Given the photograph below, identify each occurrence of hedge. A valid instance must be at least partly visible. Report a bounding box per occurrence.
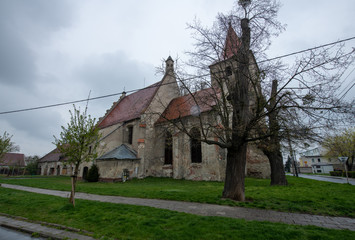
[330,171,355,178]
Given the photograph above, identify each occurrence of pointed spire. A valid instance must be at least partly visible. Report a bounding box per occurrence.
[165,56,174,74]
[222,22,241,59]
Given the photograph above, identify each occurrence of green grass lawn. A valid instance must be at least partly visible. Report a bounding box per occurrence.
[1,175,354,217]
[0,187,354,240]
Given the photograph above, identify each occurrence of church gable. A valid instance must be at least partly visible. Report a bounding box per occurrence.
[97,81,162,129]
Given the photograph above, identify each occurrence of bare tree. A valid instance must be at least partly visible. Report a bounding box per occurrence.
[157,0,354,201]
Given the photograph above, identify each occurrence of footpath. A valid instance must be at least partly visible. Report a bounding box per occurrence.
[1,183,355,239]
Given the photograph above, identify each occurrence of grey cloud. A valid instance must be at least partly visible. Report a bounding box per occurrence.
[0,30,36,87]
[76,51,159,98]
[2,108,64,141]
[0,0,74,88]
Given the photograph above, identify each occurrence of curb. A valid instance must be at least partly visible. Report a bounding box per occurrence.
[0,214,96,240]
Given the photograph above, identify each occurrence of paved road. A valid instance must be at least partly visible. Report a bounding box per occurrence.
[290,174,355,185]
[1,183,355,232]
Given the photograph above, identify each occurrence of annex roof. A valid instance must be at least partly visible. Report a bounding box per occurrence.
[0,153,25,167]
[98,81,162,129]
[38,148,66,163]
[97,144,138,160]
[156,88,218,123]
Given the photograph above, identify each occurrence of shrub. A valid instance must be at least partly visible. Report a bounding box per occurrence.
[343,171,355,178]
[86,164,100,182]
[330,171,342,176]
[26,160,39,175]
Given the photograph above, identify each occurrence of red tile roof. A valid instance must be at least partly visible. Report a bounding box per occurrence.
[222,23,241,59]
[156,88,218,123]
[0,153,25,167]
[98,81,162,128]
[38,148,66,163]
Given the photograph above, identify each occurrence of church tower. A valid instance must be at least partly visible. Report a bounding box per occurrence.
[209,23,241,92]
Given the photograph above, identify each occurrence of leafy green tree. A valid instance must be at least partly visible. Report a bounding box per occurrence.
[0,131,19,161]
[54,105,100,206]
[324,128,355,171]
[25,155,40,175]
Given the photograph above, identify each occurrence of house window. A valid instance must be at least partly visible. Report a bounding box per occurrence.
[190,128,202,163]
[312,159,315,163]
[318,158,321,163]
[128,126,133,144]
[164,131,173,165]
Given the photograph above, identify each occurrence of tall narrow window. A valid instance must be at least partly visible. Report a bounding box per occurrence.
[128,126,133,144]
[164,131,173,165]
[225,66,232,76]
[190,128,202,163]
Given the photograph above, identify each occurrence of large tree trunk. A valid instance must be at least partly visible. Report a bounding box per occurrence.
[262,80,288,185]
[264,149,288,185]
[222,18,251,202]
[223,144,247,201]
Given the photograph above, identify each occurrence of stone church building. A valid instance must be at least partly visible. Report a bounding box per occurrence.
[38,25,270,181]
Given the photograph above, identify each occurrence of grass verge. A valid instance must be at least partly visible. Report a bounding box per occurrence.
[0,187,354,240]
[1,175,354,217]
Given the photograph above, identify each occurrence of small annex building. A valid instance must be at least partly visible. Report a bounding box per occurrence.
[39,25,271,181]
[0,153,25,175]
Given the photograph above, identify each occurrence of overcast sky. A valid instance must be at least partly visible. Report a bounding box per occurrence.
[0,0,354,157]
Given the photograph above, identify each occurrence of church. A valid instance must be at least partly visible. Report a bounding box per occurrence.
[38,25,270,181]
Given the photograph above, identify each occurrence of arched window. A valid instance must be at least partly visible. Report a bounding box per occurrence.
[164,131,173,165]
[190,128,202,163]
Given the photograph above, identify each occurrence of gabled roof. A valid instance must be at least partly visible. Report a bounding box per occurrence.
[0,153,25,167]
[38,148,66,163]
[97,144,138,160]
[156,88,218,123]
[98,81,162,128]
[222,23,241,60]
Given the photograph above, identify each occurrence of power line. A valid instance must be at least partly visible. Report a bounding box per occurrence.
[338,66,355,96]
[339,81,355,101]
[259,36,355,63]
[1,36,354,115]
[0,76,201,115]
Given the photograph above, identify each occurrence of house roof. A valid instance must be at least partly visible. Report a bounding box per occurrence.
[97,81,162,129]
[38,148,66,163]
[0,153,25,167]
[97,144,138,160]
[222,23,241,60]
[156,88,218,123]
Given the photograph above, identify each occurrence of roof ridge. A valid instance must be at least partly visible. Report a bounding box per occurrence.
[97,80,163,129]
